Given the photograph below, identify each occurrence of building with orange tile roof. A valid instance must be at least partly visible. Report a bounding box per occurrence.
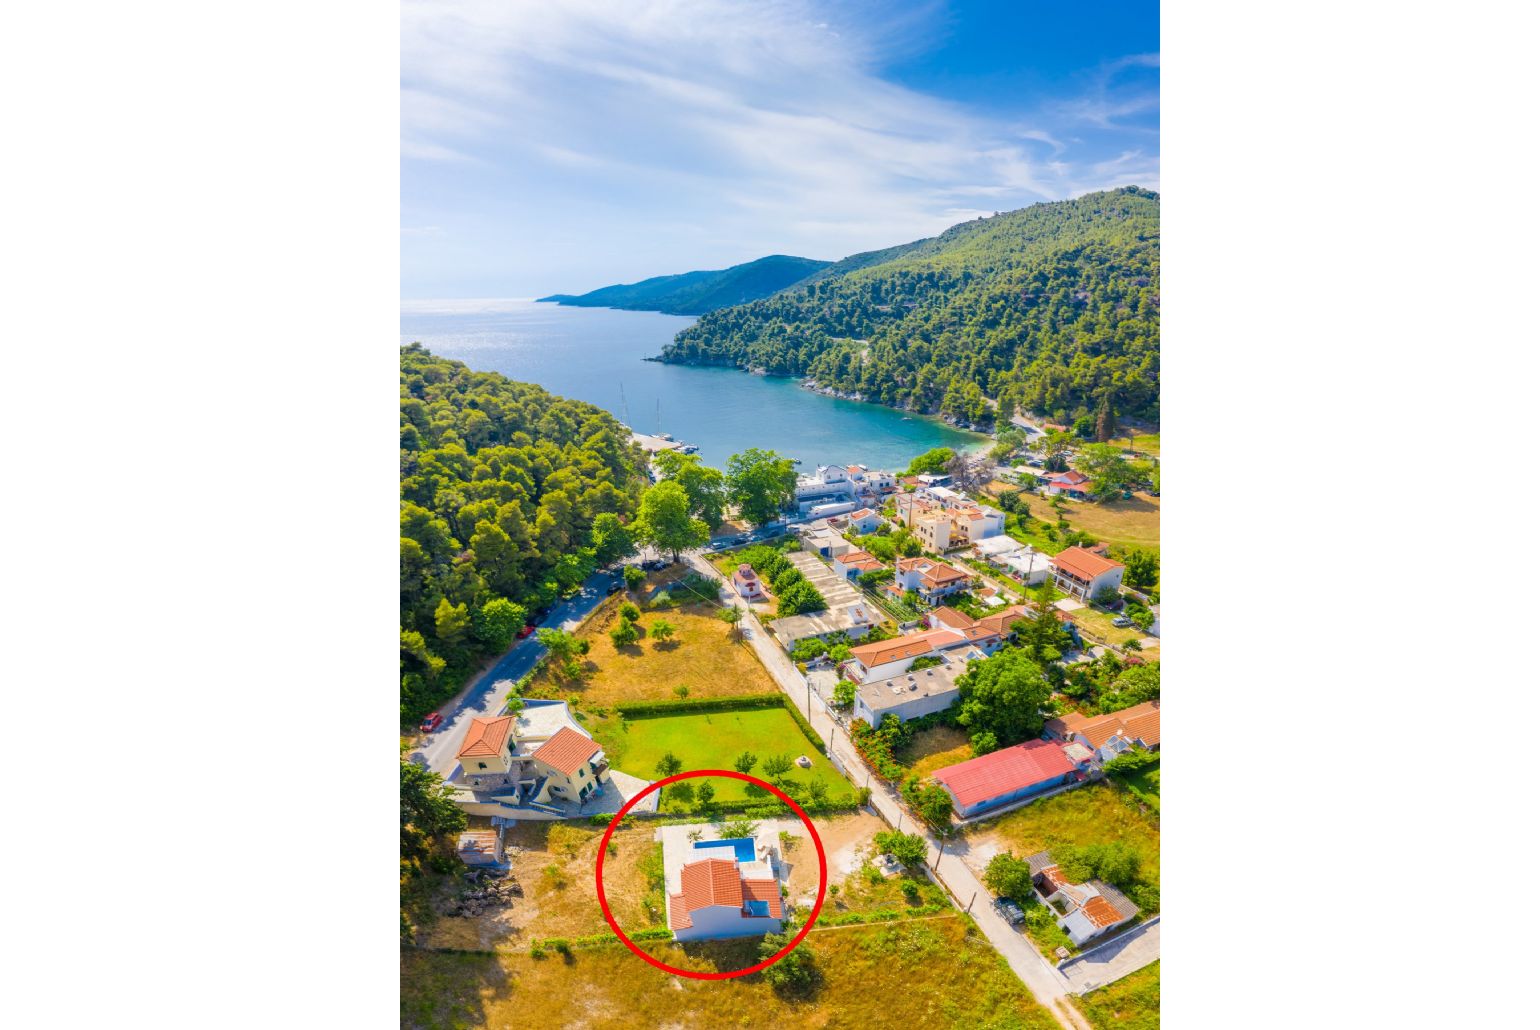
[1045,700,1160,761]
[664,830,784,941]
[1049,546,1125,600]
[1025,851,1140,945]
[450,700,613,815]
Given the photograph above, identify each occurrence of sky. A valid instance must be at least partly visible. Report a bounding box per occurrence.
[401,0,1159,299]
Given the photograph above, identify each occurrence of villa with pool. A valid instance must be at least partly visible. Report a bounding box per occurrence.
[659,825,785,942]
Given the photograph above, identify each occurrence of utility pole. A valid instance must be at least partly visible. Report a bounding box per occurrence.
[897,810,903,832]
[932,837,943,871]
[966,891,976,914]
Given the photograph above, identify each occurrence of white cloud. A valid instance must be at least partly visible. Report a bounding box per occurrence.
[401,0,1158,290]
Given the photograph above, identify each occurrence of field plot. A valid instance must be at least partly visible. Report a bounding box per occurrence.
[524,592,779,707]
[415,822,661,951]
[1075,960,1160,1030]
[591,707,853,805]
[895,725,972,780]
[402,916,1060,1030]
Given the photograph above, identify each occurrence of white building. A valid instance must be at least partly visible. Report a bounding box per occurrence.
[1049,547,1125,601]
[846,507,883,534]
[449,700,619,820]
[1027,851,1140,946]
[665,830,784,942]
[851,652,975,727]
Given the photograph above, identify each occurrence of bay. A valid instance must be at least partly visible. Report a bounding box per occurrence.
[400,298,985,471]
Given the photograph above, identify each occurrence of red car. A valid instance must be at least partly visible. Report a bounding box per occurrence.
[517,624,536,640]
[419,712,444,733]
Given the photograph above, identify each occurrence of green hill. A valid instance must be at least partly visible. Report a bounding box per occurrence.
[539,254,830,315]
[659,187,1159,426]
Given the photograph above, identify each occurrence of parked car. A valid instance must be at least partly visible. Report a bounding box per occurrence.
[606,580,622,594]
[419,712,444,733]
[992,897,1025,926]
[517,624,536,640]
[1111,615,1133,628]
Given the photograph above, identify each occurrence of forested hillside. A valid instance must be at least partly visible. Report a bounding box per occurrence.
[539,254,829,315]
[659,188,1159,426]
[399,344,649,720]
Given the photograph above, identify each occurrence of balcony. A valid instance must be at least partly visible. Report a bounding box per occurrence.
[590,756,610,776]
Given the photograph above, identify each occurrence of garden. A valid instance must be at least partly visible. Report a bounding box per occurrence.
[587,701,856,809]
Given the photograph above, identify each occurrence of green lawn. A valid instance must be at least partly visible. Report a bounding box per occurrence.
[593,707,853,804]
[1075,961,1160,1030]
[1111,761,1160,813]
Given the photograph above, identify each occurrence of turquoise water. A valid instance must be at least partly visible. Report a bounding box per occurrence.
[695,837,757,862]
[400,299,984,471]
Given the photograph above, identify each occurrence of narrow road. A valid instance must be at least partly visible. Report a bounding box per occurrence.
[686,552,1092,1030]
[414,569,617,778]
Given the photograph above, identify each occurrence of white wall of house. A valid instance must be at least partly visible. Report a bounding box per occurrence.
[855,686,960,727]
[672,905,782,942]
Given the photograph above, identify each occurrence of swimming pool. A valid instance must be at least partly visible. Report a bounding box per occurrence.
[695,837,756,863]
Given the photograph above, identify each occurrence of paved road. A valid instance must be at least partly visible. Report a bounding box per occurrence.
[415,570,619,777]
[1057,916,1160,995]
[685,553,1092,1030]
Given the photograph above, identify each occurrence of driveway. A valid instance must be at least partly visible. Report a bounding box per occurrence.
[413,570,618,778]
[1057,917,1161,995]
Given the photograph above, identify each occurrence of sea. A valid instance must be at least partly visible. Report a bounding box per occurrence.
[400,298,985,471]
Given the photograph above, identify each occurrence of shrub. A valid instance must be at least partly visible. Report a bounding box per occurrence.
[541,865,567,890]
[609,619,641,647]
[832,681,856,708]
[618,601,641,622]
[970,730,998,756]
[672,683,689,699]
[900,879,921,901]
[623,565,646,591]
[758,931,817,994]
[874,830,928,866]
[650,620,676,643]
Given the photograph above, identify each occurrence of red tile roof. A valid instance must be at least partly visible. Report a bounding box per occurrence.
[837,550,885,572]
[1046,701,1159,750]
[930,606,975,630]
[1081,895,1128,928]
[849,508,877,520]
[931,740,1076,809]
[849,629,953,668]
[456,715,513,759]
[896,556,971,588]
[1050,546,1124,581]
[529,725,601,776]
[973,605,1031,636]
[668,857,747,929]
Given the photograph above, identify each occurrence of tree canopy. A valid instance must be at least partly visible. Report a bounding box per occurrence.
[660,189,1159,426]
[726,447,797,525]
[956,648,1054,746]
[399,345,647,722]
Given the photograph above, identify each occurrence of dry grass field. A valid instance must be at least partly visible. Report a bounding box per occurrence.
[402,913,1060,1030]
[895,725,974,780]
[523,590,780,707]
[1075,960,1160,1029]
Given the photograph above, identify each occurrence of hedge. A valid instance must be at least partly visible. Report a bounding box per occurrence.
[613,693,784,719]
[814,903,950,928]
[781,695,826,756]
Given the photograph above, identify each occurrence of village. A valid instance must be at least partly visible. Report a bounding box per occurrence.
[405,421,1161,1030]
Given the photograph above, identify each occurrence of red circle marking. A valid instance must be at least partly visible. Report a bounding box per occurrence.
[593,769,828,979]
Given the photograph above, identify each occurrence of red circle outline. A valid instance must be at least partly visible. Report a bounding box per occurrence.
[593,769,827,979]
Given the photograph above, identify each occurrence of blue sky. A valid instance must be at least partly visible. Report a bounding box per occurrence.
[402,0,1158,299]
